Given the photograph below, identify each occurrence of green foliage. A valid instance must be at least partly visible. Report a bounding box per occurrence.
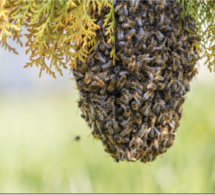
[1,0,215,77]
[178,0,215,72]
[0,0,114,78]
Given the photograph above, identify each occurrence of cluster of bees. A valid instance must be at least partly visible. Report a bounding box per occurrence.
[73,0,200,163]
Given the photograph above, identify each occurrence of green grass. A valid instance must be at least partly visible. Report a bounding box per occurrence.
[0,83,215,193]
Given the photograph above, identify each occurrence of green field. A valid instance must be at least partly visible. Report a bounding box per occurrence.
[0,81,215,193]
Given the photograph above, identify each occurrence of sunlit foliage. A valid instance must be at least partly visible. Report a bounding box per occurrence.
[0,0,115,78]
[178,0,215,72]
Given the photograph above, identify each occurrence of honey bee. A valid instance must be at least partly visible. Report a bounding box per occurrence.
[117,28,124,40]
[149,114,156,129]
[116,75,127,90]
[119,41,126,47]
[155,30,165,41]
[108,75,117,92]
[137,54,150,61]
[124,150,137,162]
[125,28,136,40]
[137,27,147,41]
[141,8,147,19]
[120,124,133,137]
[143,22,150,32]
[98,41,106,51]
[122,18,135,29]
[136,123,148,139]
[92,128,103,140]
[128,55,136,71]
[139,102,151,116]
[153,96,166,114]
[94,52,106,64]
[129,136,143,150]
[106,120,114,135]
[96,120,103,132]
[115,135,130,143]
[124,41,132,56]
[84,71,94,84]
[95,104,107,117]
[148,9,155,24]
[123,105,131,119]
[165,139,174,148]
[143,91,154,101]
[129,0,140,13]
[101,60,113,71]
[171,78,178,92]
[134,113,142,125]
[105,101,115,113]
[131,101,139,111]
[132,90,143,107]
[136,15,143,27]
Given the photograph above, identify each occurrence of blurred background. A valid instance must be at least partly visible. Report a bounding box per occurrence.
[0,35,215,193]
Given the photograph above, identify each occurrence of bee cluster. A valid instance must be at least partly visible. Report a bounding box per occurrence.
[73,0,200,163]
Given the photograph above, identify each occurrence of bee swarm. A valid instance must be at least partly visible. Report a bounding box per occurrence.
[73,0,200,163]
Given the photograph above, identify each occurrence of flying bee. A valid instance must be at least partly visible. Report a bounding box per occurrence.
[84,71,94,84]
[125,28,136,40]
[94,52,106,64]
[116,75,127,90]
[120,124,133,136]
[108,75,117,92]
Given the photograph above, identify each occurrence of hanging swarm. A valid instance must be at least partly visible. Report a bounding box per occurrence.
[73,0,200,163]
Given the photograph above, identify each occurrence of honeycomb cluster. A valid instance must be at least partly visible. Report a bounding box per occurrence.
[73,0,200,163]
